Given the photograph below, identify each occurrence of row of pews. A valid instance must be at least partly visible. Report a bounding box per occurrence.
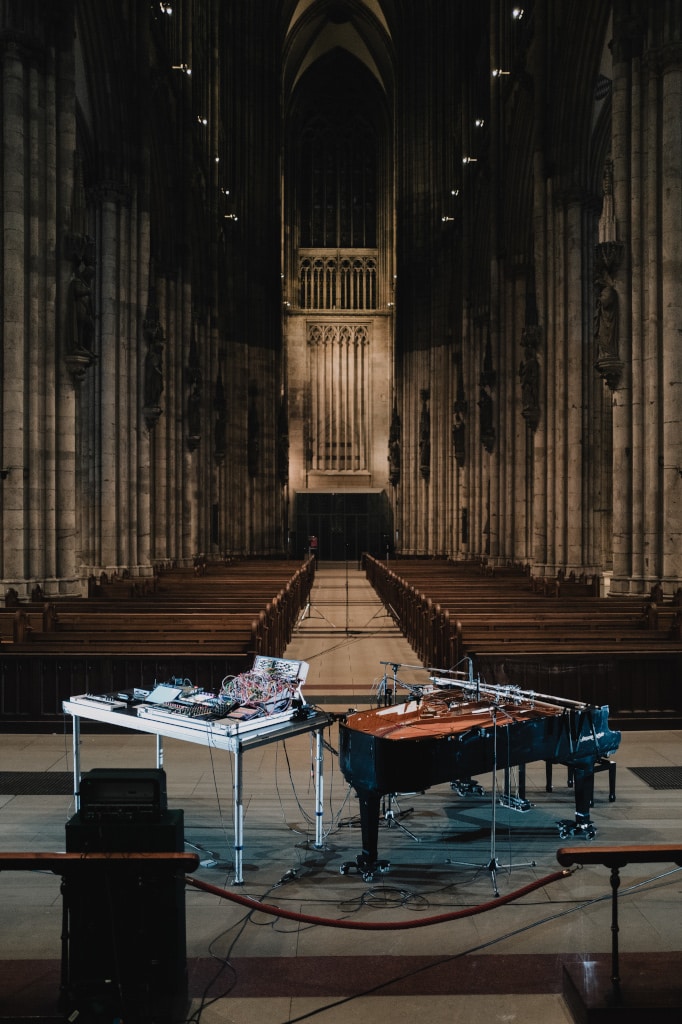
[363,555,682,727]
[0,559,315,728]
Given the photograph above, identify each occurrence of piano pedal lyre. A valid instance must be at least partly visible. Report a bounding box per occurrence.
[340,854,391,882]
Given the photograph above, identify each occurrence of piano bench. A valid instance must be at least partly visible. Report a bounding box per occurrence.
[544,756,616,805]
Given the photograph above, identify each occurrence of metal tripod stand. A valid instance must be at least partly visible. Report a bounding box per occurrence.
[379,792,419,841]
[451,702,535,896]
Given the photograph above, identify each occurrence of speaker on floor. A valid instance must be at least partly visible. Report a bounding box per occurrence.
[63,782,188,1023]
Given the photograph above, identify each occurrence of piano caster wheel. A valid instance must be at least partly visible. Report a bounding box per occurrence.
[556,819,597,841]
[340,856,391,881]
[451,778,485,798]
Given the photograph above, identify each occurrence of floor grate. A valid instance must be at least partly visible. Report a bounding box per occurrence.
[0,772,73,796]
[628,766,682,790]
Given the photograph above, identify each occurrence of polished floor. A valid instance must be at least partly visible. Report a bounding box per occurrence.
[1,563,681,1023]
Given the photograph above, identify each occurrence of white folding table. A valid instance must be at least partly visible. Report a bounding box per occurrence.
[63,697,333,884]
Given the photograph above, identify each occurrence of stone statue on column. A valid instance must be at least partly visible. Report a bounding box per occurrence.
[419,389,430,480]
[187,381,202,448]
[143,300,164,429]
[452,352,467,467]
[594,157,625,390]
[277,395,289,486]
[478,385,495,454]
[213,373,227,463]
[479,334,496,454]
[519,324,541,430]
[186,323,202,451]
[247,381,260,478]
[64,236,97,383]
[388,401,401,485]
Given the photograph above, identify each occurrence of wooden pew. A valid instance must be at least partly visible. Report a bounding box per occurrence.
[363,554,682,668]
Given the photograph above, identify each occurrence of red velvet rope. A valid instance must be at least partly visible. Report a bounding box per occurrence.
[185,868,571,930]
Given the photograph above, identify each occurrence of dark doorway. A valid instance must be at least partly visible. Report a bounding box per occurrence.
[294,491,392,563]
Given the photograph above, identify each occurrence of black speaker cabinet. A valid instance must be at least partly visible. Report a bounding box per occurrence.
[63,808,187,1023]
[78,766,168,822]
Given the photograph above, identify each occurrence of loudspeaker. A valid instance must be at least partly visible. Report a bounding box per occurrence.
[78,767,168,822]
[63,808,187,1023]
[65,809,183,854]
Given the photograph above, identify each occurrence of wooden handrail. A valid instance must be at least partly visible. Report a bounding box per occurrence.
[557,843,682,990]
[0,851,200,872]
[557,843,682,868]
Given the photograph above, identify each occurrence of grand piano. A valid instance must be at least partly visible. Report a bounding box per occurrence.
[338,671,621,881]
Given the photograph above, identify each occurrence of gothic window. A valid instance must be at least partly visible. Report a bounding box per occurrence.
[300,120,376,249]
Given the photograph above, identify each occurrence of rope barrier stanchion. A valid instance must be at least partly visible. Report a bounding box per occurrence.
[184,868,572,930]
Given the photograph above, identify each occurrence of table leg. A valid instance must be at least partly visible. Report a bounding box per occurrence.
[71,715,81,811]
[314,728,324,849]
[233,744,244,885]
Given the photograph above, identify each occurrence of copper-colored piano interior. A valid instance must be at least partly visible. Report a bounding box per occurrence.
[345,685,565,741]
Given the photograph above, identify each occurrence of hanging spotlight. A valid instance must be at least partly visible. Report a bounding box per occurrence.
[441,216,454,222]
[475,118,485,128]
[159,2,173,14]
[172,63,192,75]
[462,156,478,164]
[491,68,510,77]
[451,188,460,196]
[224,213,238,221]
[512,7,524,20]
[197,115,208,125]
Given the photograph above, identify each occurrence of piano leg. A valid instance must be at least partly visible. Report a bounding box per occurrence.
[340,788,391,881]
[556,763,597,840]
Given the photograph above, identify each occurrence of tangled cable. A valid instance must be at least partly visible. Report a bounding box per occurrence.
[185,868,572,930]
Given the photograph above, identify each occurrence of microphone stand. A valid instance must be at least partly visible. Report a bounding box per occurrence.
[450,701,535,896]
[375,661,419,842]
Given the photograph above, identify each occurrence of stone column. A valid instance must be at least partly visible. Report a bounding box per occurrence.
[530,0,549,571]
[660,39,682,584]
[54,7,81,593]
[96,182,131,574]
[565,196,585,570]
[1,41,27,587]
[609,5,636,591]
